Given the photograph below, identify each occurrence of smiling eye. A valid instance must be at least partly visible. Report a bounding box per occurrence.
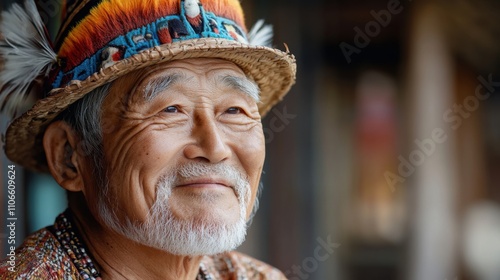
[164,106,179,113]
[226,107,241,114]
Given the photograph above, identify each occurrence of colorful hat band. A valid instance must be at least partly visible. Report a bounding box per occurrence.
[50,2,247,91]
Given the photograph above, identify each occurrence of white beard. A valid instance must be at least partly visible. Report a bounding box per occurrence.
[97,162,251,256]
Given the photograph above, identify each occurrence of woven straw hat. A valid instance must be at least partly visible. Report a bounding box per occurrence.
[0,0,296,172]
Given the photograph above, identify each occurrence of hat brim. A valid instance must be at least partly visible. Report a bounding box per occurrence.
[4,38,296,172]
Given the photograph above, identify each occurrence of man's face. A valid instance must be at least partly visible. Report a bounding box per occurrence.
[85,58,265,255]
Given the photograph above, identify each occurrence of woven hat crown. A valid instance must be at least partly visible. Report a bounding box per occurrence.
[48,0,249,92]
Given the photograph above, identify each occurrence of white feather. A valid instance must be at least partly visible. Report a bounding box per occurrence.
[248,19,273,47]
[0,0,57,115]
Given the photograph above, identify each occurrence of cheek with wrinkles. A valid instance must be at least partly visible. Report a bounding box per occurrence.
[233,128,265,163]
[106,169,143,217]
[232,131,264,211]
[104,121,161,165]
[104,164,160,223]
[103,123,178,221]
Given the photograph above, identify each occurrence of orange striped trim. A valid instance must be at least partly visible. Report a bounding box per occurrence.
[59,0,245,69]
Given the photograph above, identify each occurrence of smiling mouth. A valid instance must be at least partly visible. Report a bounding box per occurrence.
[176,177,232,189]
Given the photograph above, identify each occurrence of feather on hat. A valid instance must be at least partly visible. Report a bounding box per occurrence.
[0,0,57,115]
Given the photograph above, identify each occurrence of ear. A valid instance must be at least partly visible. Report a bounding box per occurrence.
[43,121,86,192]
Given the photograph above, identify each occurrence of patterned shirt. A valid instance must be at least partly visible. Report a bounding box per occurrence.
[0,210,286,279]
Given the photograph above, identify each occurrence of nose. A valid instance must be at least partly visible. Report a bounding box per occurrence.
[183,113,231,163]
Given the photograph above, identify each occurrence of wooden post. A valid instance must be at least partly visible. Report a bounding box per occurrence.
[406,2,458,280]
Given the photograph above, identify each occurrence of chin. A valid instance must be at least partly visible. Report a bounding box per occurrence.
[98,197,248,256]
[144,211,249,256]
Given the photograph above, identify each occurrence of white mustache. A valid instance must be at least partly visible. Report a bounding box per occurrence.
[157,162,251,206]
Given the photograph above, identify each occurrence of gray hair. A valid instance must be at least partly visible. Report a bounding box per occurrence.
[59,84,110,180]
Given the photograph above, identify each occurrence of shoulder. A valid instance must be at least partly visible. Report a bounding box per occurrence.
[203,251,287,280]
[0,228,80,280]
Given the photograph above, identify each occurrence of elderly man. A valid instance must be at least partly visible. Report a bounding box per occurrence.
[0,0,295,279]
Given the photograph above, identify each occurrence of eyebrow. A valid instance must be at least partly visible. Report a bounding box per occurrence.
[140,73,260,102]
[142,74,184,102]
[221,75,260,102]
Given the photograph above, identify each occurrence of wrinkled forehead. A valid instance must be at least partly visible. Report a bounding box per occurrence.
[107,58,258,107]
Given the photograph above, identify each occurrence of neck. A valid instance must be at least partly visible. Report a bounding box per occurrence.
[69,202,203,280]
